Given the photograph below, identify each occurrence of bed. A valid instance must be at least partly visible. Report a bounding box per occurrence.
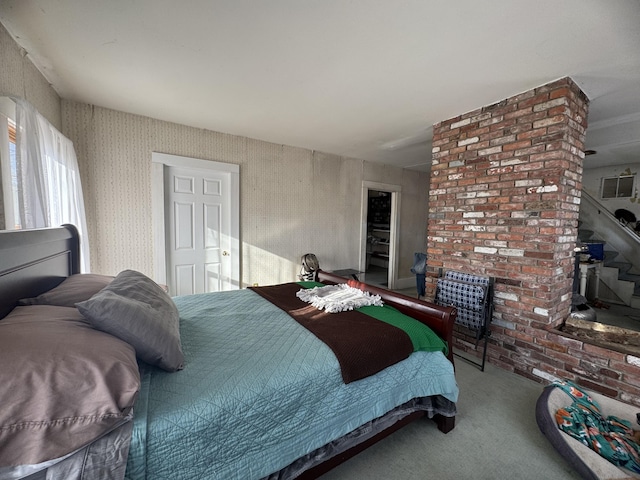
[0,225,459,480]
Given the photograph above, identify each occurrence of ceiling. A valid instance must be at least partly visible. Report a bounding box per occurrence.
[1,0,639,172]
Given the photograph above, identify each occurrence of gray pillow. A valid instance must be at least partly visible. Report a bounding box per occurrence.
[76,269,184,372]
[18,273,114,306]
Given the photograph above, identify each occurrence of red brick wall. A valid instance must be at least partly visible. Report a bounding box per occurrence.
[426,77,640,404]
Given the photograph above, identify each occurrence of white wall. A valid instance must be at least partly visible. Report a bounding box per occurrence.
[582,163,640,218]
[0,24,61,129]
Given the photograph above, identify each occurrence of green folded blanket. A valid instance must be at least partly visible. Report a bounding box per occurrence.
[297,281,447,355]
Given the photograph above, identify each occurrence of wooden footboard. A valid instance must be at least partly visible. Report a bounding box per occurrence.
[316,270,457,364]
[308,269,458,476]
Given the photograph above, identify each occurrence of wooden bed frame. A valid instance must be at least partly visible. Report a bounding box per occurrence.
[298,270,458,478]
[0,226,457,480]
[0,225,79,319]
[316,270,456,365]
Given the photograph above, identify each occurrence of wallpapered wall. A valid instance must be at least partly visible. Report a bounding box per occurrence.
[0,23,62,230]
[1,20,430,287]
[61,101,431,287]
[0,24,61,130]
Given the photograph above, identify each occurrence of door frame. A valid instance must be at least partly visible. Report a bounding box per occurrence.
[151,152,240,288]
[359,181,401,289]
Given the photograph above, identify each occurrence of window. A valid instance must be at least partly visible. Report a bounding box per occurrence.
[7,119,21,229]
[0,97,90,271]
[1,114,23,229]
[601,175,636,199]
[0,99,19,230]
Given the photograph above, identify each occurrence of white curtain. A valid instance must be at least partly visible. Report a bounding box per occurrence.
[13,98,91,272]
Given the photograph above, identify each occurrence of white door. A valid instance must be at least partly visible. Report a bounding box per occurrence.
[152,153,240,296]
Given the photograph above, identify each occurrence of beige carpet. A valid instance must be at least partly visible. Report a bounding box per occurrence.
[320,353,582,479]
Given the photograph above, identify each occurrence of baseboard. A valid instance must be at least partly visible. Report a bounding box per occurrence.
[394,276,417,290]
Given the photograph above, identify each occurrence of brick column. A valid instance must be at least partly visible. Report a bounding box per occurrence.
[427,77,588,348]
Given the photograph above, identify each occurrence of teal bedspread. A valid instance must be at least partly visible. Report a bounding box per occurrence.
[125,289,458,480]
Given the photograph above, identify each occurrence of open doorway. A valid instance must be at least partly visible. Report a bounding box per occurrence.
[360,182,400,289]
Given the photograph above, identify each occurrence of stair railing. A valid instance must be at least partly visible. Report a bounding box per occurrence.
[580,190,640,274]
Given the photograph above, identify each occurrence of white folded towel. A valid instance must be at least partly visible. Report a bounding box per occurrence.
[296,284,383,313]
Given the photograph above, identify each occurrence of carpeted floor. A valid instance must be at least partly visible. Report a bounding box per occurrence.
[319,355,582,479]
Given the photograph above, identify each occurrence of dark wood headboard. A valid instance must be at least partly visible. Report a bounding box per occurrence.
[0,225,80,319]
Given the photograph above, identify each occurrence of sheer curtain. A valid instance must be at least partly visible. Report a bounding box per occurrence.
[12,98,91,272]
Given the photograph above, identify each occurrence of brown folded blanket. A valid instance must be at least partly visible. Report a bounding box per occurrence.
[249,283,413,383]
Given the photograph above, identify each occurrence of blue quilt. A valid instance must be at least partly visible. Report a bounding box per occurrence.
[125,289,458,480]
